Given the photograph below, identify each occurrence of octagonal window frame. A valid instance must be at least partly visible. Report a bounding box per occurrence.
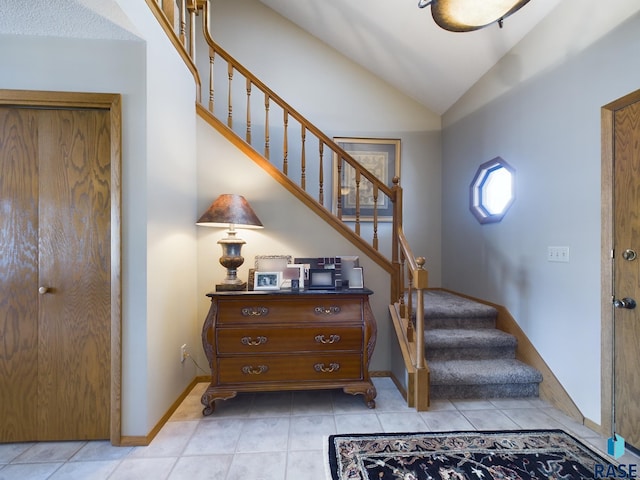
[469,157,515,224]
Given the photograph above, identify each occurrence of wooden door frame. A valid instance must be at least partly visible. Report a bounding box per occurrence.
[600,88,640,438]
[0,89,122,445]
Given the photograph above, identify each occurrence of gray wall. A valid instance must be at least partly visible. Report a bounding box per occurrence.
[441,7,640,423]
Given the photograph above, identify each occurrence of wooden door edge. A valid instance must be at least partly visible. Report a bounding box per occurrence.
[600,89,640,439]
[600,103,615,439]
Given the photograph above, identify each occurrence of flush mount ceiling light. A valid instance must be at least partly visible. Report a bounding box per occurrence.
[418,0,531,32]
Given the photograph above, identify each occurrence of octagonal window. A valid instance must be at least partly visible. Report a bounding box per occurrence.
[470,157,515,224]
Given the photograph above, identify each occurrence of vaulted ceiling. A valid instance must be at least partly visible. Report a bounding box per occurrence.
[0,0,581,115]
[259,0,563,114]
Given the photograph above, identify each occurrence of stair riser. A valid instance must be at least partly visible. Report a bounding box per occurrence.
[430,383,539,399]
[426,318,496,329]
[427,346,515,361]
[423,291,542,401]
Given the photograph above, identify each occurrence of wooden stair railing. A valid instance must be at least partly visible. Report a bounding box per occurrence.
[145,0,403,301]
[389,228,430,410]
[147,0,430,410]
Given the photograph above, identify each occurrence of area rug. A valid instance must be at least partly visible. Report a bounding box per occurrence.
[326,429,615,480]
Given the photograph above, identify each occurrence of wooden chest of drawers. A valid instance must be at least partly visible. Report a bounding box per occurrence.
[200,289,377,415]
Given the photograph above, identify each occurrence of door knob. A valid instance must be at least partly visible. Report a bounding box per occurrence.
[613,297,636,309]
[38,286,50,295]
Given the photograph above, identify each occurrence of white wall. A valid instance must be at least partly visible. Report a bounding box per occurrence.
[114,0,199,435]
[1,0,200,436]
[199,0,443,287]
[196,117,393,371]
[441,4,640,424]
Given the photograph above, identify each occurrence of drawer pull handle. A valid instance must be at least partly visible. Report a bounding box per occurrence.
[241,336,268,346]
[314,306,341,315]
[314,362,340,373]
[241,365,269,375]
[315,334,341,344]
[241,307,269,316]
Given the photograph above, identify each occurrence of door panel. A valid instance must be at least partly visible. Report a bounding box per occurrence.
[0,106,111,441]
[0,108,40,441]
[37,109,111,440]
[613,98,640,449]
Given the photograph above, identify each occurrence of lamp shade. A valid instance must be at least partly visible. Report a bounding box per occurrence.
[196,194,263,229]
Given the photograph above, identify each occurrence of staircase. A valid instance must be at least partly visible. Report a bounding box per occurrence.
[423,290,542,399]
[146,0,402,300]
[147,0,544,407]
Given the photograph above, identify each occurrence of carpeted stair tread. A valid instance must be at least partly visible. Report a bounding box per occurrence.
[425,328,516,349]
[416,290,498,329]
[423,290,497,319]
[429,359,543,386]
[425,328,517,360]
[416,289,543,399]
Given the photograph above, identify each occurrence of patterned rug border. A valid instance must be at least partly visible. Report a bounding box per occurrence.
[325,429,616,480]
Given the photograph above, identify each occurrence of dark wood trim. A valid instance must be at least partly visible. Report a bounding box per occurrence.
[109,94,123,445]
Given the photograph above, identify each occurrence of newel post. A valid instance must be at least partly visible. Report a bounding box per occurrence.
[413,255,429,411]
[391,177,402,303]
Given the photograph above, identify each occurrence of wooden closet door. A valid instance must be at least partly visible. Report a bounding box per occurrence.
[0,107,111,441]
[0,108,40,441]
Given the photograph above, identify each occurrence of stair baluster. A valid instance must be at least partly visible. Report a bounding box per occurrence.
[145,0,402,303]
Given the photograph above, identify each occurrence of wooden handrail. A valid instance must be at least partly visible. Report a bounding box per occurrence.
[144,0,201,102]
[198,3,393,199]
[147,0,429,410]
[197,103,396,279]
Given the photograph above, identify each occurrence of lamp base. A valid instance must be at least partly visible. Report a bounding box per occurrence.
[216,282,247,292]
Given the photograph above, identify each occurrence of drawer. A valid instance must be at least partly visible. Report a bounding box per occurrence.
[216,326,363,354]
[216,297,363,325]
[217,354,362,384]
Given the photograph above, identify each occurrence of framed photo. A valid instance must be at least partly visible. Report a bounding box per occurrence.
[247,268,256,291]
[255,255,292,272]
[254,271,281,290]
[349,267,364,289]
[283,264,306,289]
[308,269,336,290]
[332,137,401,221]
[339,255,359,288]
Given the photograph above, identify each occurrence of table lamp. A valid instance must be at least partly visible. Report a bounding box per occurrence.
[197,194,263,291]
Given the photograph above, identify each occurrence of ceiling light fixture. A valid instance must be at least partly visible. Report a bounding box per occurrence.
[418,0,531,32]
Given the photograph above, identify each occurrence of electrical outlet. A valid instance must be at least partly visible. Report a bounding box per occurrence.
[548,246,570,263]
[180,344,187,363]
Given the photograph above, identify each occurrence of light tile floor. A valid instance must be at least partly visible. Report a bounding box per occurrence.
[0,377,637,480]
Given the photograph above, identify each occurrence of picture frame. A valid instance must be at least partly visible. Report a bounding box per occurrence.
[283,264,306,289]
[247,268,256,291]
[349,267,364,289]
[254,255,292,272]
[332,137,401,221]
[339,255,360,288]
[254,271,281,290]
[308,269,336,290]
